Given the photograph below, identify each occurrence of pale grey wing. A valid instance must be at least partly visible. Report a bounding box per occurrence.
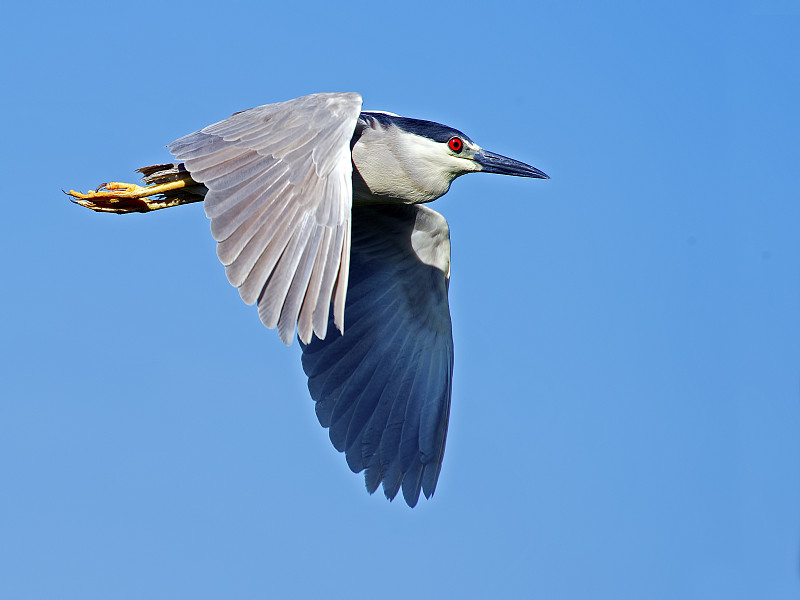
[300,204,453,507]
[168,92,363,344]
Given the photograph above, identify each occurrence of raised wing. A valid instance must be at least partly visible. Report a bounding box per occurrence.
[169,92,363,344]
[300,204,453,507]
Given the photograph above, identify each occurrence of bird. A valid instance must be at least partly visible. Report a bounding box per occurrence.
[66,92,548,507]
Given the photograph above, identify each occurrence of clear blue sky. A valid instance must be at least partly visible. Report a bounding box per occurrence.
[2,1,798,598]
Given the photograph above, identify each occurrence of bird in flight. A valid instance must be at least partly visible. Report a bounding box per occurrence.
[66,92,548,507]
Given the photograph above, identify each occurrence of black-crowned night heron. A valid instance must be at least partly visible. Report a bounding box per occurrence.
[67,92,548,507]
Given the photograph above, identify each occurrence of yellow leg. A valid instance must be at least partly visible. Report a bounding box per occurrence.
[65,179,197,213]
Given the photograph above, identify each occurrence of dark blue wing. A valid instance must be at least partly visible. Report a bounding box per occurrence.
[300,204,453,507]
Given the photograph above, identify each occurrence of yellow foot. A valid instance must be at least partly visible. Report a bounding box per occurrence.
[65,179,195,213]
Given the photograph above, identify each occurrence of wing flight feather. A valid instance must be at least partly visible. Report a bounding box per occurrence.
[169,92,363,344]
[300,204,453,507]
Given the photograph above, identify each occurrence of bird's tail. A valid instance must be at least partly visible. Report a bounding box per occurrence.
[65,162,206,214]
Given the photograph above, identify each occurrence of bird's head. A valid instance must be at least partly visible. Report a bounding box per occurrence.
[352,112,548,204]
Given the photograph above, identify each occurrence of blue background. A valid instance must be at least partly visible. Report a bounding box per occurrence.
[2,1,798,598]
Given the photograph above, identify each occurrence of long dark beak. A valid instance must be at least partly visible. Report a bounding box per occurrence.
[475,149,549,179]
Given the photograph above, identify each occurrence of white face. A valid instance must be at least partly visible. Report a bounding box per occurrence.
[351,123,482,204]
[400,132,483,177]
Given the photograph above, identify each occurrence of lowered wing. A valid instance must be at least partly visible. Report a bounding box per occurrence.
[300,204,453,507]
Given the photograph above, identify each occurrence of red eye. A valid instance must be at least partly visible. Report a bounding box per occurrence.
[448,137,463,153]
